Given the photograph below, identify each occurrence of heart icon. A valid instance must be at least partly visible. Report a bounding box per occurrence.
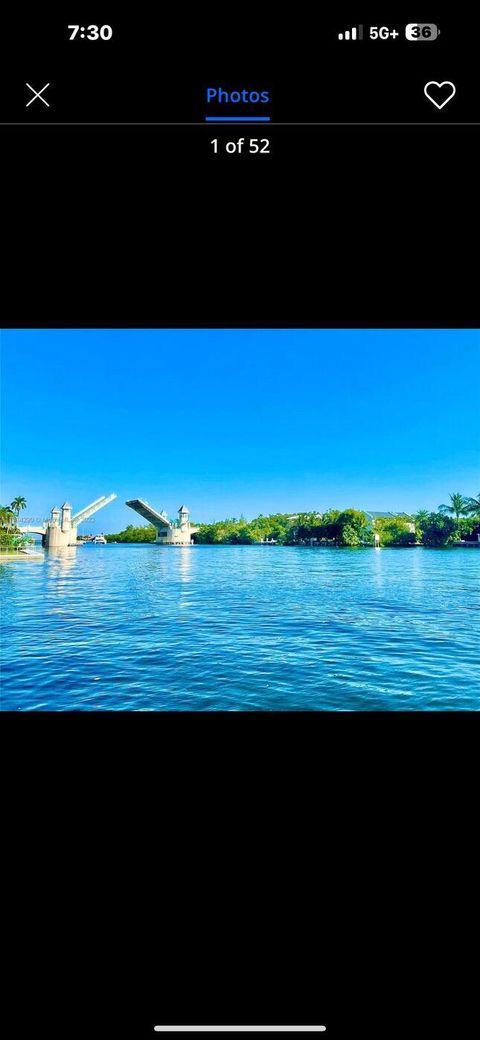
[424,81,456,110]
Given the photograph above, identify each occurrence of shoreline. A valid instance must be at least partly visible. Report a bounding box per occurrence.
[0,552,45,562]
[92,541,480,550]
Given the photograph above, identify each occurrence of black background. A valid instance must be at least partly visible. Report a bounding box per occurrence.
[2,8,479,1039]
[1,8,478,326]
[5,713,478,1038]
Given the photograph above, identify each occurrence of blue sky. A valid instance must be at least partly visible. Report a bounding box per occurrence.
[1,329,479,532]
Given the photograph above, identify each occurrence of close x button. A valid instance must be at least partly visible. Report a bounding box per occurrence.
[25,82,50,107]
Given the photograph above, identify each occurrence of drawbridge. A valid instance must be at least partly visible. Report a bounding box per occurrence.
[19,494,117,547]
[126,499,198,544]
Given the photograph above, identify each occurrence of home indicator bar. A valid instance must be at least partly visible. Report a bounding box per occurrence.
[153,1029,327,1034]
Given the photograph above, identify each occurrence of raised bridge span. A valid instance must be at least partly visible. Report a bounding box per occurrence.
[126,499,198,544]
[19,494,117,547]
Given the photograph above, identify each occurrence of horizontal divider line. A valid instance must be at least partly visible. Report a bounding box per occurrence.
[1,122,477,127]
[153,1029,327,1034]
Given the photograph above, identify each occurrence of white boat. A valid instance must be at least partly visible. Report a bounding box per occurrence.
[91,535,107,545]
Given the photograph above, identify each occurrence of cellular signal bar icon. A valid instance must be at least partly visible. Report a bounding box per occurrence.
[338,25,363,41]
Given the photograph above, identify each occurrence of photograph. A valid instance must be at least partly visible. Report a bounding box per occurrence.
[1,327,479,711]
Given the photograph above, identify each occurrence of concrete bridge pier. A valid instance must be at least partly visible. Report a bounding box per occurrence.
[44,502,75,548]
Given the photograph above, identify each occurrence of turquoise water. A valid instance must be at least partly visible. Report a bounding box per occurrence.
[1,545,479,710]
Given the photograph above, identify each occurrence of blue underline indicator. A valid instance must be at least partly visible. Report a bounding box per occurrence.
[205,116,271,122]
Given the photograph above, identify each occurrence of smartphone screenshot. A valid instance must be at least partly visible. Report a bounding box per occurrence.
[1,9,479,1040]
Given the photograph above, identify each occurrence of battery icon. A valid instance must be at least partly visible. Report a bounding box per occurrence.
[405,23,439,40]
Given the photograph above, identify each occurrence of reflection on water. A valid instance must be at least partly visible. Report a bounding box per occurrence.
[48,546,78,581]
[178,546,193,581]
[1,545,479,711]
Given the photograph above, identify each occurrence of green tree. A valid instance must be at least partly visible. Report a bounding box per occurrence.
[414,509,430,542]
[315,512,341,542]
[455,516,480,540]
[105,524,157,543]
[322,509,341,525]
[295,511,322,528]
[196,513,295,545]
[438,493,469,520]
[0,505,16,533]
[374,517,416,547]
[287,509,370,546]
[419,512,457,547]
[339,522,361,546]
[336,509,370,546]
[10,496,27,519]
[465,492,480,514]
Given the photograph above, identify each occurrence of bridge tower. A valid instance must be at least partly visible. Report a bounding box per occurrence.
[178,505,190,531]
[17,494,117,548]
[61,501,73,532]
[43,505,62,545]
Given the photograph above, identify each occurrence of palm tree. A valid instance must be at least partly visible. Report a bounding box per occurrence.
[465,492,480,515]
[11,496,27,519]
[438,493,469,520]
[0,505,16,532]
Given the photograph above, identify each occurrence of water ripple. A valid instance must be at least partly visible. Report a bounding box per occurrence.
[1,545,479,710]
